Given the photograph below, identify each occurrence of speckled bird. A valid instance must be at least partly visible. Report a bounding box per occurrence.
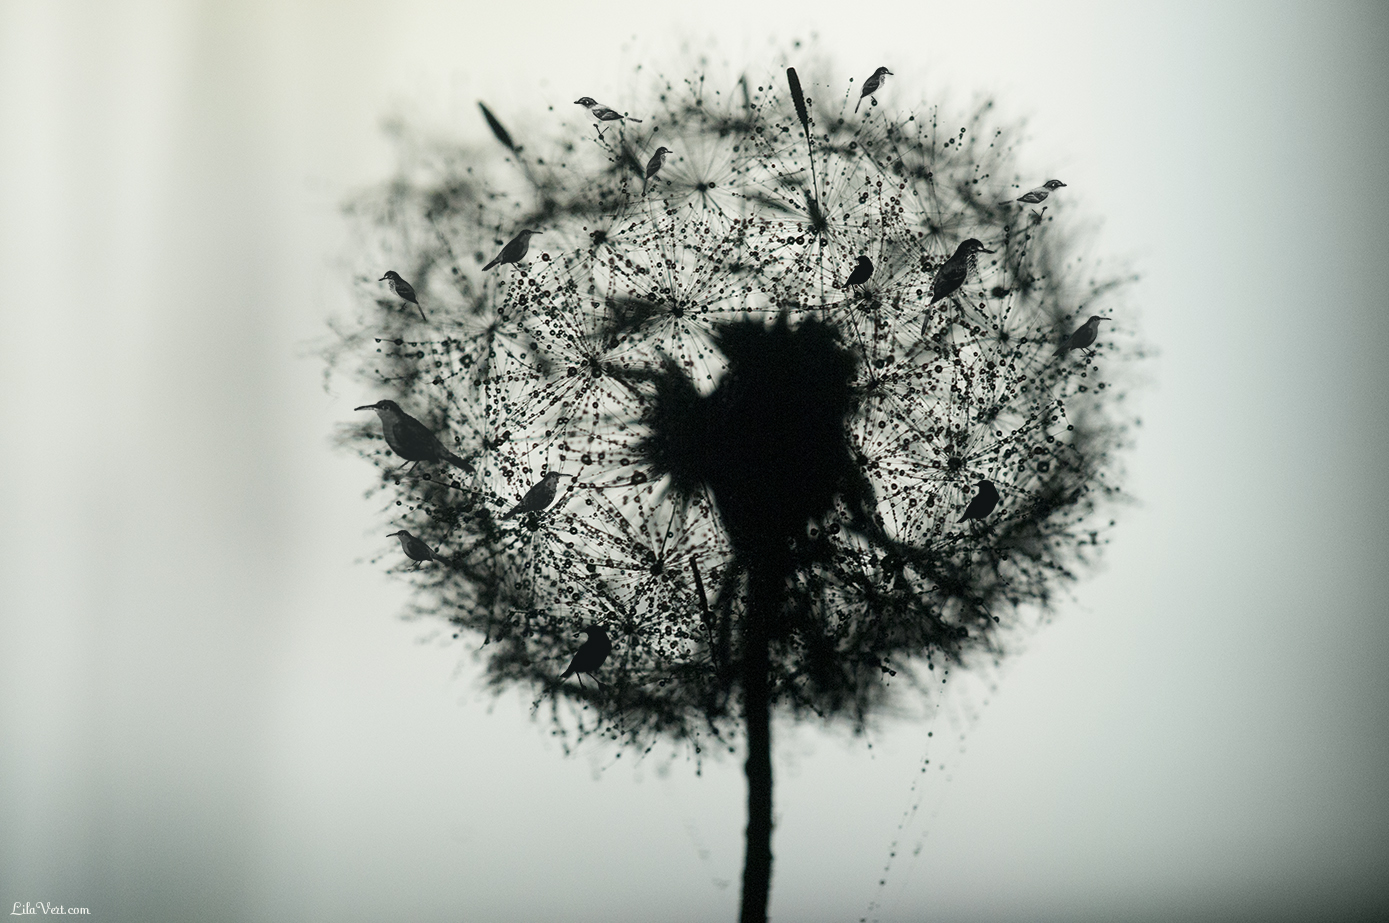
[379,271,426,322]
[643,146,671,193]
[929,239,995,304]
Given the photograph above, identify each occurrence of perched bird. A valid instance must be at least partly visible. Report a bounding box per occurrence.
[482,229,541,271]
[1016,179,1067,205]
[574,97,643,134]
[354,399,475,473]
[930,239,995,304]
[1055,315,1110,357]
[855,66,893,113]
[959,480,1001,522]
[644,146,671,191]
[380,271,427,322]
[844,255,874,289]
[388,529,444,567]
[560,625,612,688]
[502,472,563,519]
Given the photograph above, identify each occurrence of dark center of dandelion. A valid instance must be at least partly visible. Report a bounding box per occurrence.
[587,355,604,377]
[638,314,863,561]
[590,229,608,245]
[947,454,965,472]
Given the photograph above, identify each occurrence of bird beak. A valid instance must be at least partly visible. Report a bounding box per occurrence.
[354,404,375,411]
[1098,316,1111,321]
[980,247,996,253]
[378,275,387,281]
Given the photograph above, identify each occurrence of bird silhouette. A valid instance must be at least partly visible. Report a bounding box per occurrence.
[355,400,475,473]
[855,66,892,113]
[482,229,541,271]
[644,146,671,193]
[502,472,563,519]
[959,480,1000,522]
[388,529,444,568]
[844,255,874,288]
[1015,179,1066,205]
[930,239,995,304]
[1055,315,1110,357]
[560,625,612,687]
[380,271,427,322]
[574,97,643,135]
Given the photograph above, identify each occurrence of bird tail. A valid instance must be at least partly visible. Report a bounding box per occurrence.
[559,666,574,680]
[626,116,643,123]
[415,303,428,323]
[855,98,862,113]
[482,256,500,271]
[502,504,521,519]
[444,451,475,474]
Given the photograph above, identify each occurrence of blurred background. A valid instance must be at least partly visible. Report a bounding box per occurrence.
[1,1,1386,921]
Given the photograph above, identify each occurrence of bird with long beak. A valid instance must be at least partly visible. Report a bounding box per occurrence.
[1055,315,1110,357]
[1015,179,1067,205]
[959,479,1001,523]
[930,238,995,305]
[388,529,445,568]
[855,66,892,113]
[354,399,475,473]
[560,625,612,688]
[379,271,426,322]
[482,229,541,271]
[574,97,643,135]
[502,472,564,519]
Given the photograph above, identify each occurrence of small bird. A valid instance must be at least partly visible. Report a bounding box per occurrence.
[354,399,475,473]
[959,480,1000,522]
[574,97,643,134]
[930,239,995,304]
[380,271,427,322]
[644,146,671,191]
[388,529,445,568]
[482,229,541,271]
[1055,315,1110,357]
[560,625,612,688]
[844,255,874,288]
[502,472,563,519]
[1016,179,1066,205]
[855,67,893,113]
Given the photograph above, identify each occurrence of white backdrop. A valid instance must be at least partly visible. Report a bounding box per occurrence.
[2,1,1386,921]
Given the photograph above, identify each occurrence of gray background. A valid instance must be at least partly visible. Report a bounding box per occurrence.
[2,1,1386,921]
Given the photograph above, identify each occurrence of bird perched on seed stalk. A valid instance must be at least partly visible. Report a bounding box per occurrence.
[574,97,643,135]
[482,229,541,271]
[379,271,426,322]
[643,146,670,193]
[1055,315,1110,357]
[354,399,475,473]
[930,238,995,305]
[844,255,874,289]
[855,66,892,113]
[388,529,445,568]
[560,625,612,688]
[1014,179,1066,205]
[502,472,564,519]
[959,479,1000,523]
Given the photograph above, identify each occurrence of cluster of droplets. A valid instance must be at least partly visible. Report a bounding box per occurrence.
[331,55,1134,756]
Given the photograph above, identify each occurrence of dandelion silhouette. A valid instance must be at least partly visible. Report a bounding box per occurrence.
[329,47,1136,923]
